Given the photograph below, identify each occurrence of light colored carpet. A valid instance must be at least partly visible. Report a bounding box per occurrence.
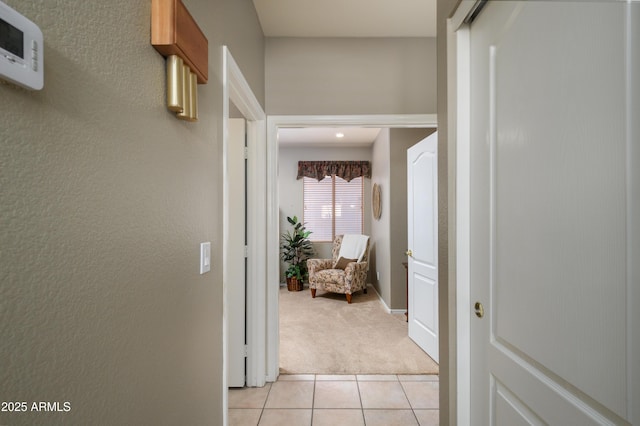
[279,285,439,375]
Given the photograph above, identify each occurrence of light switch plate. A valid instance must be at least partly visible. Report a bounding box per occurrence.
[200,242,211,274]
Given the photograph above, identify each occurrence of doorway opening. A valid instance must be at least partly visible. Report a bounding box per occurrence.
[266,115,438,381]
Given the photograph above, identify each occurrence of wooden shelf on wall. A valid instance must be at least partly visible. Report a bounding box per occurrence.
[151,0,208,84]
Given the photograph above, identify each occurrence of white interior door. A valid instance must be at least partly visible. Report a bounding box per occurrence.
[227,118,246,388]
[407,131,438,363]
[468,2,636,424]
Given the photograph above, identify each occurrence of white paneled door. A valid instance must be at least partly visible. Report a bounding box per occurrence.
[468,1,636,424]
[407,131,438,363]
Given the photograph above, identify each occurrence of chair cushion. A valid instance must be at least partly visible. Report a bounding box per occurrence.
[314,269,346,286]
[333,256,356,270]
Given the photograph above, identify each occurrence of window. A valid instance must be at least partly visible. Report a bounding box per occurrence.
[303,175,363,242]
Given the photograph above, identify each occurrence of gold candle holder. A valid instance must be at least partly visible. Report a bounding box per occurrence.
[177,63,192,120]
[189,71,198,121]
[166,55,184,113]
[165,56,199,122]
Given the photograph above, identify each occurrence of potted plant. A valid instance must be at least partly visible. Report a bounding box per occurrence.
[280,215,314,291]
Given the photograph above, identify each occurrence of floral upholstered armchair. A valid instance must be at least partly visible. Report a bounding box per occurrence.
[307,234,370,304]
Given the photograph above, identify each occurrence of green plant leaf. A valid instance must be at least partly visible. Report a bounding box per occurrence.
[281,215,315,281]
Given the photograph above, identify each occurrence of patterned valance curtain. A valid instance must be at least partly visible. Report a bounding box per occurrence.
[297,161,371,182]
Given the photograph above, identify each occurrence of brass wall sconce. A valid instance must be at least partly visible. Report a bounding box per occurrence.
[166,56,198,121]
[151,0,208,122]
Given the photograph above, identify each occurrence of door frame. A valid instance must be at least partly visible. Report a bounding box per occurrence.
[265,114,437,382]
[222,46,266,423]
[447,2,480,424]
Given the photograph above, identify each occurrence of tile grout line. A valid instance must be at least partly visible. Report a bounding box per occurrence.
[310,375,316,425]
[398,379,422,425]
[256,382,272,425]
[355,374,366,425]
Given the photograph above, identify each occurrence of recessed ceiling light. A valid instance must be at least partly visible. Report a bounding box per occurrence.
[336,132,345,138]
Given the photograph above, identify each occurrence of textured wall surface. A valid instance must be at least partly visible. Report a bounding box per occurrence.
[0,0,264,425]
[265,37,436,115]
[370,130,391,304]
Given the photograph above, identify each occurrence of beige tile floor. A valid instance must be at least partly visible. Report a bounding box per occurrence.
[229,374,439,425]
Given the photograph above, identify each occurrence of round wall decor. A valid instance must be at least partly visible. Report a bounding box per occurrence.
[372,183,381,220]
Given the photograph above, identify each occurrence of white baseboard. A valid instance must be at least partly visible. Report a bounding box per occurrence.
[285,283,406,314]
[368,284,407,315]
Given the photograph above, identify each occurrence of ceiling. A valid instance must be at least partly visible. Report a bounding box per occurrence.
[253,0,435,147]
[278,127,382,148]
[252,0,437,38]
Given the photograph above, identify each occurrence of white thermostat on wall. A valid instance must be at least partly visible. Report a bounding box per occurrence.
[0,1,43,90]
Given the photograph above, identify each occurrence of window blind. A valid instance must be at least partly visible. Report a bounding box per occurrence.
[303,176,363,242]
